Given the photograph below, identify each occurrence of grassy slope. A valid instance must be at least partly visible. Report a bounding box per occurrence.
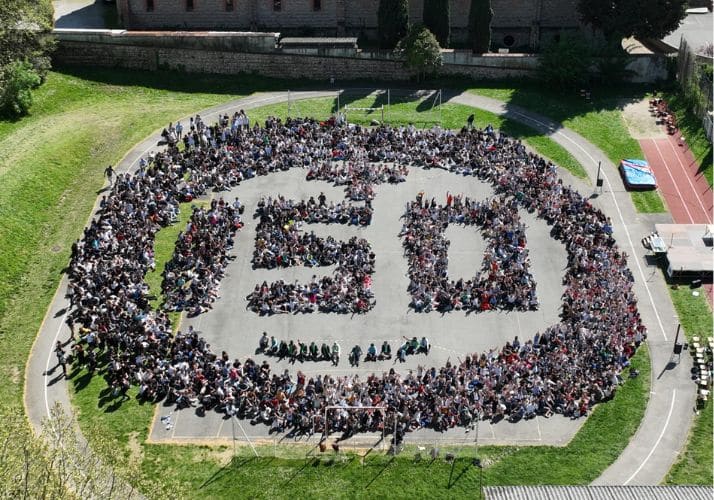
[470,86,667,213]
[0,70,259,417]
[664,286,714,485]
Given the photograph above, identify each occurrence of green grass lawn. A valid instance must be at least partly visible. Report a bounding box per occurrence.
[470,86,667,213]
[668,286,714,343]
[0,68,660,496]
[664,285,713,485]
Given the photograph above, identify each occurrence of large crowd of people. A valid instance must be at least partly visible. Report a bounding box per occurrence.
[63,112,647,441]
[401,192,537,312]
[247,194,375,314]
[161,198,244,316]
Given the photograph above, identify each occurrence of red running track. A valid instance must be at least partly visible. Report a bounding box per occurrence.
[640,133,713,304]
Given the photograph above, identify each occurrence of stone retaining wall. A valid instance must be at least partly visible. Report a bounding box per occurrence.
[54,40,540,80]
[51,30,668,83]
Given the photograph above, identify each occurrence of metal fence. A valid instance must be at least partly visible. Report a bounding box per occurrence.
[677,38,714,140]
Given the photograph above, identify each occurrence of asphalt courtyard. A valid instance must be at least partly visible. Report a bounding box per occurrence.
[25,90,696,486]
[149,163,580,447]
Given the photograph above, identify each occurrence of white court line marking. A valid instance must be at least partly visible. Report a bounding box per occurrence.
[44,311,69,419]
[664,138,712,223]
[171,411,180,439]
[650,139,694,224]
[515,314,523,338]
[216,417,226,438]
[488,421,496,439]
[506,108,669,341]
[623,389,676,485]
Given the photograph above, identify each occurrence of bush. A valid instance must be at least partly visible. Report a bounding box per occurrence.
[396,24,443,81]
[0,60,42,117]
[538,34,592,88]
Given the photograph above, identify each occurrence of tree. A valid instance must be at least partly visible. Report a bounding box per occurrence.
[377,0,409,50]
[396,24,443,81]
[468,0,493,53]
[0,0,55,117]
[0,61,41,116]
[0,403,166,498]
[538,33,592,88]
[423,0,450,48]
[578,0,686,42]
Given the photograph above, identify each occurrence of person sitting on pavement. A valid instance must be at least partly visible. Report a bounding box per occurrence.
[258,332,269,352]
[365,343,377,362]
[419,336,430,355]
[331,341,340,366]
[379,340,392,360]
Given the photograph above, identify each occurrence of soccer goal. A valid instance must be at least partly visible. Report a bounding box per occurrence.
[308,405,392,460]
[343,104,385,124]
[385,88,443,127]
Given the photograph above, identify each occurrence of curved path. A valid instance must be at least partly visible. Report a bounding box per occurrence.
[24,89,695,487]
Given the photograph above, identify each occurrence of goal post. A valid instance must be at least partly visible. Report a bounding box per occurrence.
[343,105,385,124]
[321,405,391,453]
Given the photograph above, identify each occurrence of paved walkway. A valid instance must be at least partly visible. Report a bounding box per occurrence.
[24,90,695,487]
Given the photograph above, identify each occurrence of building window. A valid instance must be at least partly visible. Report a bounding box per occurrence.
[146,0,154,11]
[313,0,321,11]
[226,0,234,11]
[186,0,194,11]
[273,0,281,11]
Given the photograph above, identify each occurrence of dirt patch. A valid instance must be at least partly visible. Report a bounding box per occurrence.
[127,431,144,466]
[9,365,20,384]
[195,447,234,465]
[621,99,667,140]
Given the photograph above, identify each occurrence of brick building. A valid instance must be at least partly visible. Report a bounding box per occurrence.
[116,0,582,50]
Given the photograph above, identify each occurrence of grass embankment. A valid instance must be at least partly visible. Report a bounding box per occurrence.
[664,285,714,485]
[0,68,652,496]
[0,69,262,443]
[470,86,667,213]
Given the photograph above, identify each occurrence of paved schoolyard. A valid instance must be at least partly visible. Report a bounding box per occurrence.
[148,164,579,446]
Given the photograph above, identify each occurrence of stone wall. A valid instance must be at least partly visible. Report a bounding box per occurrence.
[53,37,539,80]
[52,30,668,83]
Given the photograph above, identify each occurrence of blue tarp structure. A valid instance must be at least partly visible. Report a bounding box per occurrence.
[620,159,657,189]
